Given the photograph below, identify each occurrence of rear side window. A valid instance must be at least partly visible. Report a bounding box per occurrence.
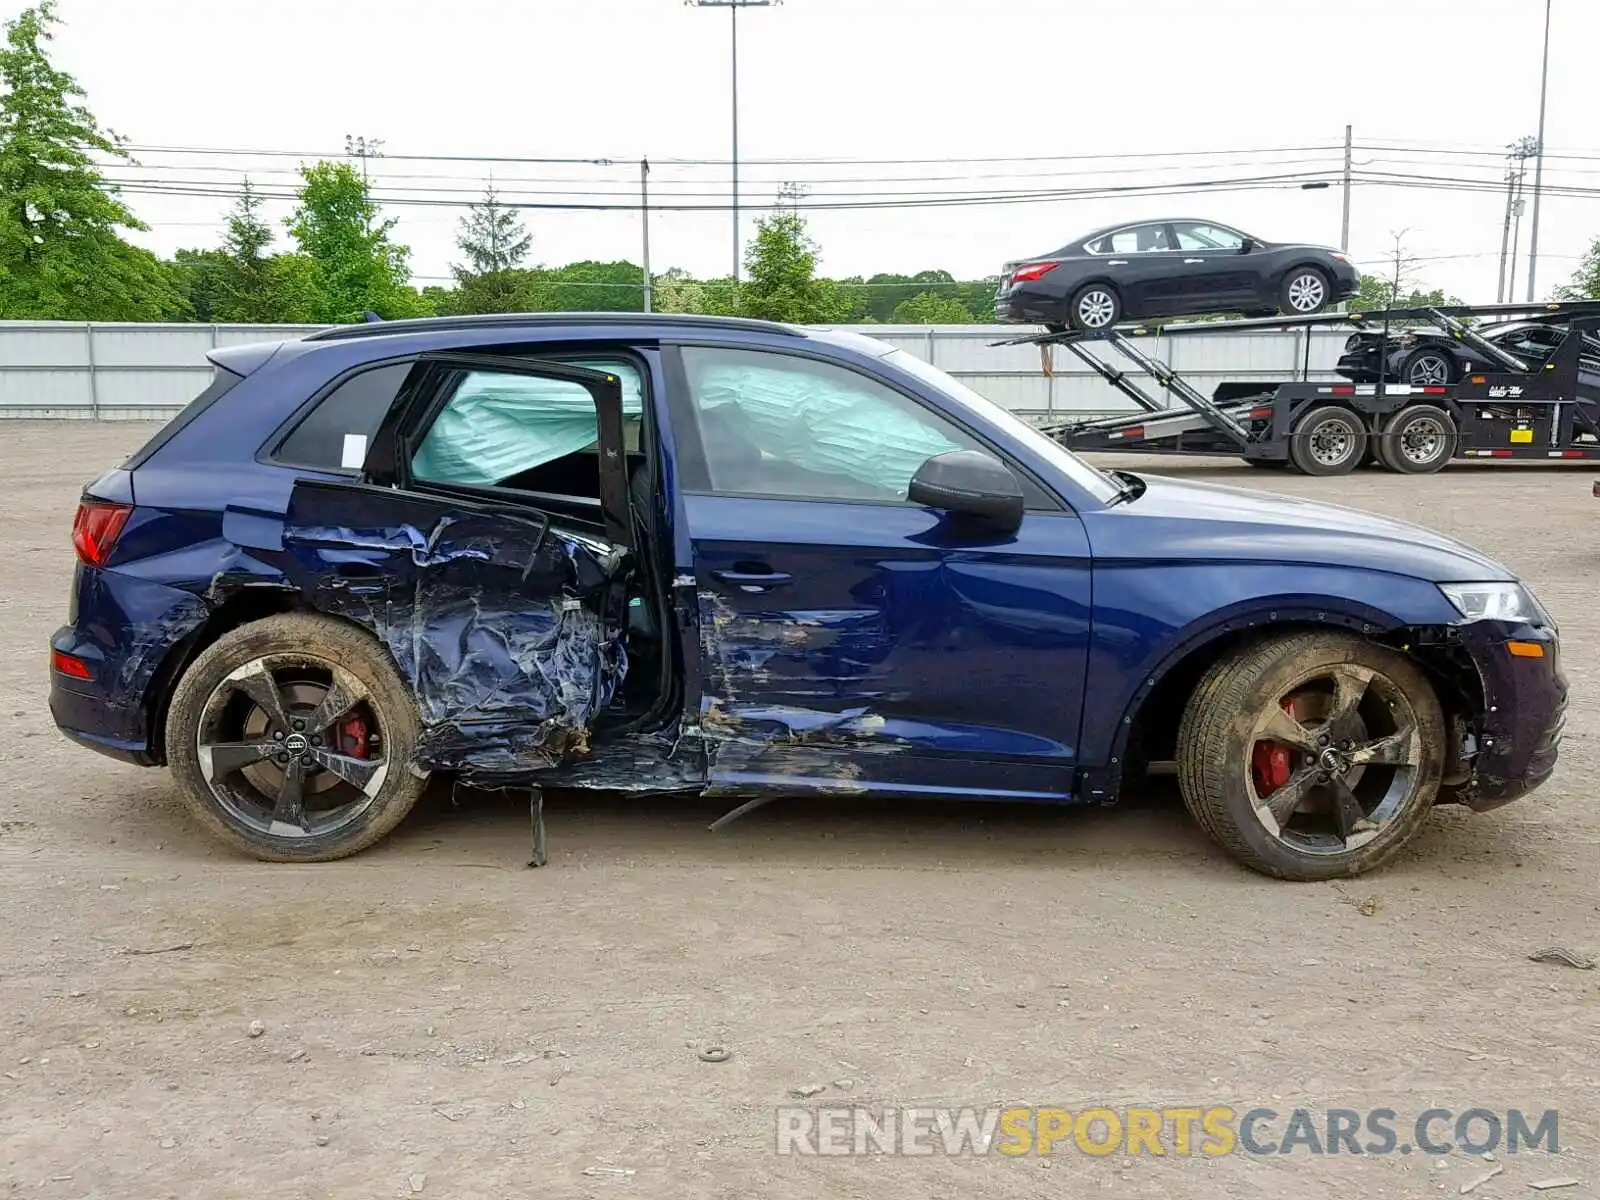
[410,358,644,493]
[274,363,412,471]
[123,367,243,469]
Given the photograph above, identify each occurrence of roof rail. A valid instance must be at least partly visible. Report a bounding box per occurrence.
[303,311,802,343]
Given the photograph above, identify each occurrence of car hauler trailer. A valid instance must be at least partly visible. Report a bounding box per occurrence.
[1005,300,1600,476]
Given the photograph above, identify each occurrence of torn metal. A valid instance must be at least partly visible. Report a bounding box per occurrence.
[284,486,627,779]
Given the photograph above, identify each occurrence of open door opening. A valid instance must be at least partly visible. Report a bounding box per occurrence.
[281,353,649,782]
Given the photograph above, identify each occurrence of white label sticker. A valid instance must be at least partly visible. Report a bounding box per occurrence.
[340,433,368,469]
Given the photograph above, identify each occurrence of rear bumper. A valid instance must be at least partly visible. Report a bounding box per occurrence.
[994,285,1064,325]
[48,567,210,767]
[1451,623,1566,811]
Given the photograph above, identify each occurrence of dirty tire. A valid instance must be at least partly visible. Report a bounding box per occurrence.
[1375,404,1456,475]
[1176,631,1445,881]
[1288,404,1366,476]
[165,613,425,863]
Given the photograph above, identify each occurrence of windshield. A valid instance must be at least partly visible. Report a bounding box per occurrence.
[881,348,1123,504]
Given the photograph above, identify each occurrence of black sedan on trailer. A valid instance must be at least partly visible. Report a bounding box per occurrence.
[1337,320,1600,386]
[995,219,1359,331]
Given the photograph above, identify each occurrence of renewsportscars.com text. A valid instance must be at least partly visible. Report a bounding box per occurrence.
[775,1105,1560,1157]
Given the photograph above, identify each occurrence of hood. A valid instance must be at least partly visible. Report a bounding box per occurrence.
[1091,473,1513,584]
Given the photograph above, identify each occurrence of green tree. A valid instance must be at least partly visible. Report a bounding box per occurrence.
[170,247,230,321]
[285,160,426,322]
[448,185,536,314]
[1554,236,1600,300]
[208,180,299,323]
[891,290,973,324]
[0,3,186,319]
[538,260,644,311]
[739,208,848,324]
[653,267,738,316]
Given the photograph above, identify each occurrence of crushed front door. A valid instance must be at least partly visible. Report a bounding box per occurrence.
[281,355,632,779]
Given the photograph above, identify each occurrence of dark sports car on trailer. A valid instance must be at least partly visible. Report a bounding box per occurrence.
[1338,320,1600,386]
[994,219,1360,331]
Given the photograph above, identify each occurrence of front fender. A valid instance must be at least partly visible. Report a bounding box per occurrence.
[1079,562,1460,774]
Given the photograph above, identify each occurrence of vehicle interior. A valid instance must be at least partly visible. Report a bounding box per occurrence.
[401,349,673,727]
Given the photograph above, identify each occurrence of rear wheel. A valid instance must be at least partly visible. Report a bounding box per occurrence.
[1375,404,1456,474]
[165,613,426,862]
[1288,404,1366,475]
[1068,283,1121,331]
[1176,631,1445,880]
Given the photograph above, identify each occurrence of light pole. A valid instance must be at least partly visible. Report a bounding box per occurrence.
[1525,0,1552,301]
[688,0,777,284]
[344,134,385,183]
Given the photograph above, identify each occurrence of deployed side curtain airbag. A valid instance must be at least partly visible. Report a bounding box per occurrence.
[412,360,644,487]
[694,360,962,497]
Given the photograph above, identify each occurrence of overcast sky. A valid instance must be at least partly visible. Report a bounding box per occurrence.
[39,0,1600,301]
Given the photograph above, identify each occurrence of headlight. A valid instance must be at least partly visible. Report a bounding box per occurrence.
[1344,334,1362,352]
[1438,581,1546,624]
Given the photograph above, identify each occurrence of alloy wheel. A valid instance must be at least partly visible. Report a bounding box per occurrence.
[1406,355,1451,387]
[1077,289,1117,328]
[194,655,389,839]
[1286,273,1326,312]
[1246,664,1424,855]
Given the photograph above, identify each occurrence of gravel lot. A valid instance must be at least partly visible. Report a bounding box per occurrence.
[2,422,1596,1199]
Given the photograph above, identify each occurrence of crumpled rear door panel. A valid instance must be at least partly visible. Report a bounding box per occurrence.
[282,479,626,777]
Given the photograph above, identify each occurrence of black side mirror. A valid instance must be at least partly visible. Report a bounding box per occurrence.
[907,450,1024,534]
[1238,237,1256,254]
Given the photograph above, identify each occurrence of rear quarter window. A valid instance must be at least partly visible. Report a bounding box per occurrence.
[122,366,243,469]
[272,362,412,472]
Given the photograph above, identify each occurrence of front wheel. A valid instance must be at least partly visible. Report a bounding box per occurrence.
[1279,267,1330,315]
[1068,283,1122,331]
[165,613,426,862]
[1402,349,1456,387]
[1288,404,1366,475]
[1176,632,1445,880]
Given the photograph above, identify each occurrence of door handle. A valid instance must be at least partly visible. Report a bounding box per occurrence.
[1107,259,1128,266]
[712,567,793,593]
[1184,257,1204,264]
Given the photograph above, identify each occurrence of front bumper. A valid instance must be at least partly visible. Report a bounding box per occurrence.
[1448,622,1566,810]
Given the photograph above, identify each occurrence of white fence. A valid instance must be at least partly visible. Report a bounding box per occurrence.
[0,321,1351,422]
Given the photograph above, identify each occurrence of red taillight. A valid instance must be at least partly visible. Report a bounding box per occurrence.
[71,500,132,568]
[51,649,93,680]
[1011,261,1061,284]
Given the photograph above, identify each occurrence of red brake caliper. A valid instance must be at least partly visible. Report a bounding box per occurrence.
[338,714,370,759]
[1251,698,1295,795]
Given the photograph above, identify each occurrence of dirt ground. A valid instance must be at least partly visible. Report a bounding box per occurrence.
[2,421,1597,1199]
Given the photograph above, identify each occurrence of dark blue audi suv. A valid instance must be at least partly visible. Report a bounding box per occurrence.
[49,313,1564,879]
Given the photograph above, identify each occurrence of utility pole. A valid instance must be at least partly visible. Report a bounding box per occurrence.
[1340,124,1352,253]
[1525,0,1552,301]
[1498,137,1537,303]
[640,158,653,314]
[688,0,778,284]
[344,134,385,183]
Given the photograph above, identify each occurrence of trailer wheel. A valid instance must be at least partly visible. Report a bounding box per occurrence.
[1176,630,1445,880]
[1376,404,1455,474]
[1288,405,1366,475]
